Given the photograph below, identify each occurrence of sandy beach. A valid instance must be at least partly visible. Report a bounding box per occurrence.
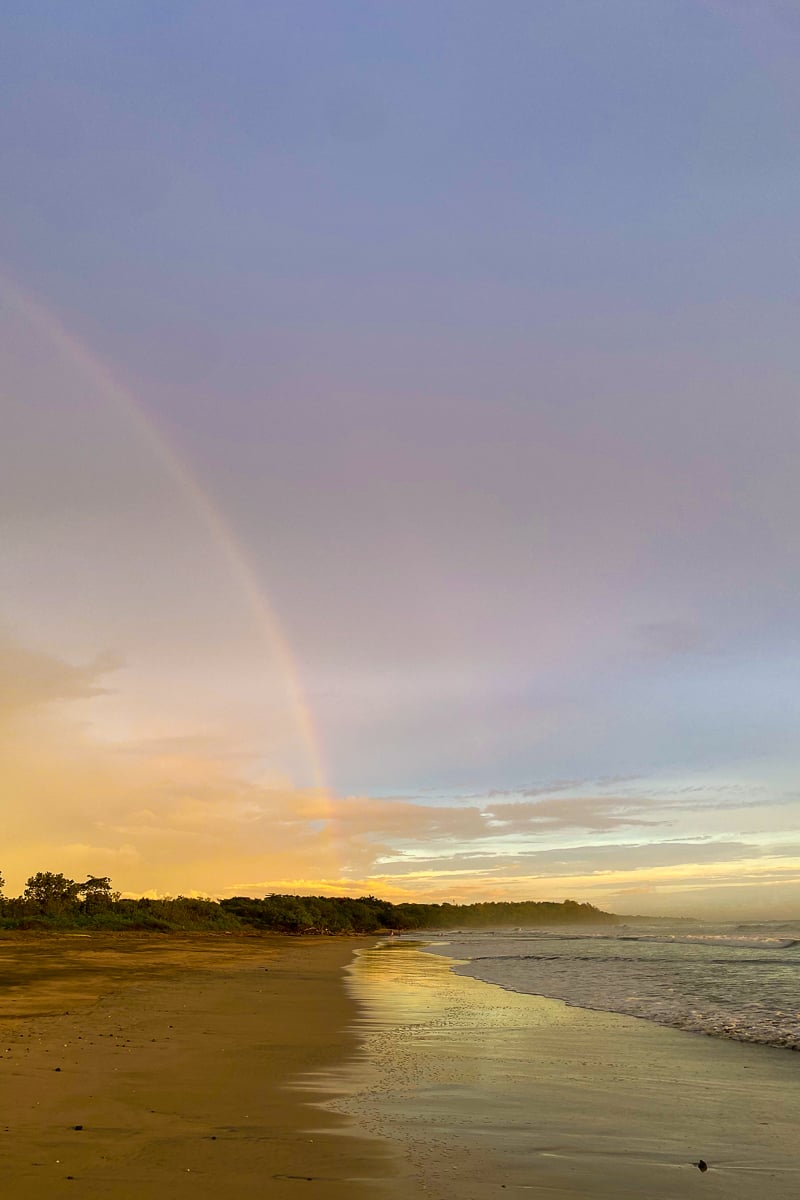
[0,933,401,1200]
[3,933,799,1200]
[329,941,800,1199]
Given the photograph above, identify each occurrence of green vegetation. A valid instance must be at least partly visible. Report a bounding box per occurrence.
[218,895,614,933]
[0,871,615,933]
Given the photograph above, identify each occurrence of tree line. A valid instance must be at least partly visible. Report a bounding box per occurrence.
[0,869,615,933]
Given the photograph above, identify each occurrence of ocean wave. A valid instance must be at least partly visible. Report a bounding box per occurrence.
[420,924,800,1051]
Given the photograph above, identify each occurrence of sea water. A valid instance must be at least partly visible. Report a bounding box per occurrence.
[418,922,800,1050]
[326,941,800,1200]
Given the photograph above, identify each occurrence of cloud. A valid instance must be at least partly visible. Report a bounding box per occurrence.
[375,838,772,878]
[482,795,665,832]
[0,633,119,716]
[485,774,642,799]
[1,628,797,918]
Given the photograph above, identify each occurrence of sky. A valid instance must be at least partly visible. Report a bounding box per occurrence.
[1,1,799,917]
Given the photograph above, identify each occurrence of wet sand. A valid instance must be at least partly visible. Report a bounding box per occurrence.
[327,942,800,1199]
[0,933,402,1200]
[4,933,798,1200]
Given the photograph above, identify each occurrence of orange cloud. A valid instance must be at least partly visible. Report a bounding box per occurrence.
[3,630,799,919]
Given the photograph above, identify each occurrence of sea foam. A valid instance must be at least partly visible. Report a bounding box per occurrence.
[419,923,800,1050]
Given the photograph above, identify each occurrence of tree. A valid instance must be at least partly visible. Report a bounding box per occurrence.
[24,871,80,915]
[77,876,116,912]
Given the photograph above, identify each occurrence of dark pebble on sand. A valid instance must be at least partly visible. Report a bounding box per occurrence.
[697,1159,708,1172]
[73,1125,83,1131]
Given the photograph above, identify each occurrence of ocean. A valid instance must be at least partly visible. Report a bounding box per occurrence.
[325,937,800,1198]
[419,921,800,1050]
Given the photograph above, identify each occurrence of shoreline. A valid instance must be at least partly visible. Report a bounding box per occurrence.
[4,931,798,1199]
[326,941,800,1199]
[420,929,800,1053]
[0,932,403,1200]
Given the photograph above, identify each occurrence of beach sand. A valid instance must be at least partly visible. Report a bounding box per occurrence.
[0,933,402,1200]
[3,933,798,1200]
[326,941,800,1199]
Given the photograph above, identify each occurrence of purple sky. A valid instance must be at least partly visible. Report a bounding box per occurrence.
[1,2,799,915]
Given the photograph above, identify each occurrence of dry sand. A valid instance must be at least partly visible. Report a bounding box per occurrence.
[0,933,403,1200]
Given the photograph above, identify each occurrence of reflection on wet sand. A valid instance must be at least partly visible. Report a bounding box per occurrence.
[321,942,800,1200]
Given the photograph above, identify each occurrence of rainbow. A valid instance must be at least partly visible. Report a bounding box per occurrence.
[3,279,332,808]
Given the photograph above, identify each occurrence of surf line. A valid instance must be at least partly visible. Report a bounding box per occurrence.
[3,279,331,807]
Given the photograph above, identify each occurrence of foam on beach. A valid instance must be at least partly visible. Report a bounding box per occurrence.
[322,941,800,1200]
[421,923,800,1050]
